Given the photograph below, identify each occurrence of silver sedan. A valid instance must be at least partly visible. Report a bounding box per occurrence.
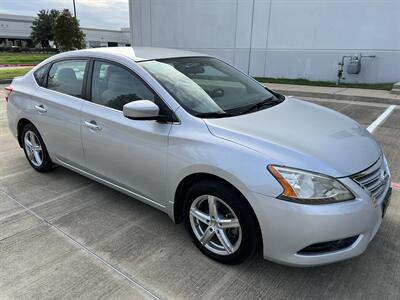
[6,47,391,266]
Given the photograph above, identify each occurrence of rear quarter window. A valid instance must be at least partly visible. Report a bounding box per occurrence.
[33,64,49,87]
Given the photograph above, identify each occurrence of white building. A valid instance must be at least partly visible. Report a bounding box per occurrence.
[80,27,131,48]
[129,0,400,84]
[0,13,130,48]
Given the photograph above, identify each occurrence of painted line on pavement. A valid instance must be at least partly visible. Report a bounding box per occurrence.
[304,97,394,108]
[367,105,396,133]
[0,169,31,180]
[391,182,400,191]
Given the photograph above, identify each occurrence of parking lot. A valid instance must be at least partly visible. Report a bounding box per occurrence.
[1,84,399,299]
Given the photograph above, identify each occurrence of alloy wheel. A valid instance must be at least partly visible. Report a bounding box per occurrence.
[24,130,43,167]
[189,195,242,256]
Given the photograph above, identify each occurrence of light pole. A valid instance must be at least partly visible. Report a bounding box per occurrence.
[73,0,77,18]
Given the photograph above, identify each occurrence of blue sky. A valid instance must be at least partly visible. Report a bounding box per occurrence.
[0,0,129,30]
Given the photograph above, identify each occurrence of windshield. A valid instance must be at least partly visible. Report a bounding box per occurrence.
[140,57,282,117]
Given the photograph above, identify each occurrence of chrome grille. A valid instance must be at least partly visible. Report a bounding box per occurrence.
[352,155,390,205]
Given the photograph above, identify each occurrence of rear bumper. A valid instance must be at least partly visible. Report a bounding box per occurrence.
[242,177,391,267]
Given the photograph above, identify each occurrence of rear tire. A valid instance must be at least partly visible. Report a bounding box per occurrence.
[21,124,54,172]
[183,180,258,264]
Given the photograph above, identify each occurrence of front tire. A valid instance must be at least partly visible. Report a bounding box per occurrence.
[21,124,54,172]
[183,180,258,264]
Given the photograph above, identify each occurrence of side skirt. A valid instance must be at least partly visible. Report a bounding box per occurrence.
[56,158,166,211]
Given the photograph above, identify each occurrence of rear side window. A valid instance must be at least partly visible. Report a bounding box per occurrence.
[33,65,48,87]
[47,60,88,98]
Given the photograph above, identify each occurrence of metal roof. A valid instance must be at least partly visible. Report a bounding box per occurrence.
[73,47,210,61]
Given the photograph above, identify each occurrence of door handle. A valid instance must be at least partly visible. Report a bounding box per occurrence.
[84,120,102,131]
[34,104,47,113]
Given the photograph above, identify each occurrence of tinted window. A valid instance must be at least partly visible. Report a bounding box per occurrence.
[47,60,88,98]
[33,64,48,87]
[91,61,157,111]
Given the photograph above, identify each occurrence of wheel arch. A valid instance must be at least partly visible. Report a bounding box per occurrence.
[17,118,34,147]
[173,172,262,246]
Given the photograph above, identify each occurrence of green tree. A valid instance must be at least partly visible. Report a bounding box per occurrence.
[30,9,59,48]
[54,9,85,51]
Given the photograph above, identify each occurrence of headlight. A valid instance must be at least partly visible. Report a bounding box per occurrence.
[268,165,354,204]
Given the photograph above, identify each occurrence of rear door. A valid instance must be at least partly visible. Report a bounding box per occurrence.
[32,59,88,167]
[81,59,172,206]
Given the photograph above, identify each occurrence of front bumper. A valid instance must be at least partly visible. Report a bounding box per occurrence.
[242,177,391,267]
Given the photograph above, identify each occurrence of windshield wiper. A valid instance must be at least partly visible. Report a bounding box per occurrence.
[238,97,281,115]
[195,111,233,118]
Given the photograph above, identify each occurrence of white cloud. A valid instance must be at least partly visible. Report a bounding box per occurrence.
[77,0,127,9]
[0,0,129,29]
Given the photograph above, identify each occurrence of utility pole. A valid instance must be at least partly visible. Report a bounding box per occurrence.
[73,0,77,18]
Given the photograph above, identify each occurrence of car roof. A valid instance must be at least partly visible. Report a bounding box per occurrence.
[62,47,211,62]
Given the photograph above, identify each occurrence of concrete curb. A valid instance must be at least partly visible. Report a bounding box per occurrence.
[262,83,400,105]
[0,79,12,84]
[272,89,398,104]
[391,82,400,95]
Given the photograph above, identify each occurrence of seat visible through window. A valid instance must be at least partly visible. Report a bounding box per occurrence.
[47,60,87,98]
[91,61,156,111]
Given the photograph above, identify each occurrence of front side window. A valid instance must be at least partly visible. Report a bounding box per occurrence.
[91,60,157,111]
[47,60,88,98]
[140,57,283,117]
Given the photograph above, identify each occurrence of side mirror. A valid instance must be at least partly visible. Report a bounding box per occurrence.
[123,100,160,120]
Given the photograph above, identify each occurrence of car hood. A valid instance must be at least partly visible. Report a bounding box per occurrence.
[204,97,381,178]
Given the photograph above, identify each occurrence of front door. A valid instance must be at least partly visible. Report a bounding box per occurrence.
[81,60,172,206]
